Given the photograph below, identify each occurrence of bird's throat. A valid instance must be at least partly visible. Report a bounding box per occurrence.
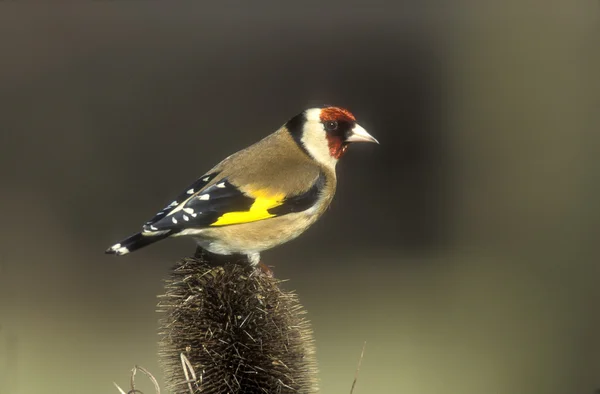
[326,134,348,159]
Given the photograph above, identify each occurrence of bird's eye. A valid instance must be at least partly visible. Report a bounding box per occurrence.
[324,120,338,132]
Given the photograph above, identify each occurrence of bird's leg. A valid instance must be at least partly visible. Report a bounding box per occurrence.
[247,252,260,266]
[248,253,274,277]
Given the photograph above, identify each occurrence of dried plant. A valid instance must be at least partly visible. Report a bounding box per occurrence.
[156,250,319,393]
[113,250,372,394]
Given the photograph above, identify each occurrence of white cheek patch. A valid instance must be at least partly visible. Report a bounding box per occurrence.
[301,109,338,170]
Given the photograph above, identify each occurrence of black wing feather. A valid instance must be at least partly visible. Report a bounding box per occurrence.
[143,171,326,233]
[143,179,254,232]
[144,172,219,225]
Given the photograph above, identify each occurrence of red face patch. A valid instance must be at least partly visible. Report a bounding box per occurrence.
[327,137,348,159]
[319,107,356,123]
[319,107,356,159]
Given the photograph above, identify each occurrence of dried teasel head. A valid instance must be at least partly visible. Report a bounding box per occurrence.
[158,252,318,393]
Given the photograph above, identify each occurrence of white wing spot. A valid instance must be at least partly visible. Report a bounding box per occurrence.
[216,182,226,188]
[172,217,178,224]
[116,246,130,255]
[186,189,194,194]
[191,212,197,217]
[202,177,209,182]
[156,211,165,215]
[183,208,194,214]
[110,243,121,251]
[169,201,178,207]
[198,194,210,201]
[150,225,158,230]
[183,215,189,221]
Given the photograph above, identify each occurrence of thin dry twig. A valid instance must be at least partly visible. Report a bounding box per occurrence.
[180,352,199,393]
[113,382,128,394]
[114,365,161,394]
[115,353,202,394]
[350,341,367,394]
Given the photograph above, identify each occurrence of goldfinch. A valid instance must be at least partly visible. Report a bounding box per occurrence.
[105,106,378,264]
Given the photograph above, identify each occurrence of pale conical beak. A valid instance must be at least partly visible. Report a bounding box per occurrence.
[346,123,379,144]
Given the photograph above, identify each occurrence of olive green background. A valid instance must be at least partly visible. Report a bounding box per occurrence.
[0,2,598,394]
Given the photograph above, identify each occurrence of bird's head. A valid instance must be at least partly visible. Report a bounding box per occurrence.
[286,106,378,169]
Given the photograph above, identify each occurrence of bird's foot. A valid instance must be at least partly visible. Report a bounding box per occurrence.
[246,252,273,277]
[257,262,274,278]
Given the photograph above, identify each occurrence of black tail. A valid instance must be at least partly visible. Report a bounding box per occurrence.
[105,231,172,256]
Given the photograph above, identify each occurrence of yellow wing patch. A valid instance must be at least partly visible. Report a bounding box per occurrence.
[210,189,285,227]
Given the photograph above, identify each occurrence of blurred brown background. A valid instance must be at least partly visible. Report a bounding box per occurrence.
[0,2,598,394]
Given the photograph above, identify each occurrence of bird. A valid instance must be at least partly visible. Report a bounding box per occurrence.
[105,106,378,265]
